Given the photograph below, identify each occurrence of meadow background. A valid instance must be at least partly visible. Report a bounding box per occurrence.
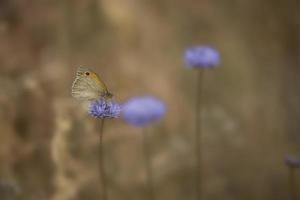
[0,0,300,200]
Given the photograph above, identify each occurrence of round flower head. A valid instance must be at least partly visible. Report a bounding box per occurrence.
[122,96,166,127]
[89,99,121,118]
[285,155,300,168]
[184,45,220,68]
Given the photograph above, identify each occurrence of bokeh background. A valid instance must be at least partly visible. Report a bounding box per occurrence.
[0,0,300,200]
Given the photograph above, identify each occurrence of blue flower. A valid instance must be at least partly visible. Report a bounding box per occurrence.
[285,155,300,168]
[122,96,166,127]
[89,99,121,118]
[184,45,220,68]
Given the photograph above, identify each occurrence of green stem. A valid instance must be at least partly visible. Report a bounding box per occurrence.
[194,70,204,199]
[99,119,108,200]
[289,167,297,200]
[143,128,155,200]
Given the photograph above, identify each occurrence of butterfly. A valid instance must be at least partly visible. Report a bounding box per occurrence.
[72,66,113,101]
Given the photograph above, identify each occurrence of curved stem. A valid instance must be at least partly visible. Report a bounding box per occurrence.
[194,70,204,199]
[143,128,155,200]
[99,119,108,200]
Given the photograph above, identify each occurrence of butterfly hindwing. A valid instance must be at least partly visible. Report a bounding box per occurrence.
[72,77,99,100]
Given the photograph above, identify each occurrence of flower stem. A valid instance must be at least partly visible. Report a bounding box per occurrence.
[288,167,297,200]
[99,119,108,200]
[142,128,155,200]
[194,70,204,199]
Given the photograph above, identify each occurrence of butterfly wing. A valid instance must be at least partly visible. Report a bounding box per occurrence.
[72,67,110,101]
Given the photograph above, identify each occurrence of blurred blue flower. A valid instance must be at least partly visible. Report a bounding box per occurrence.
[122,96,166,126]
[285,155,300,168]
[89,99,121,118]
[184,45,220,68]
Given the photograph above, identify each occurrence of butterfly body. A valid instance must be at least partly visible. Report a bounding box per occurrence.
[72,67,113,101]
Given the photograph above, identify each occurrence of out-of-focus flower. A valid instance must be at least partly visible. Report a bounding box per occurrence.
[285,155,300,168]
[184,45,220,68]
[89,99,121,118]
[122,96,166,126]
[0,180,20,200]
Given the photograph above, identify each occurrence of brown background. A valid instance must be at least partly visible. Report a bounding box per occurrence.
[0,0,299,200]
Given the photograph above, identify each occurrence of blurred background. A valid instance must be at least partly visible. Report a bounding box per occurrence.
[0,0,300,200]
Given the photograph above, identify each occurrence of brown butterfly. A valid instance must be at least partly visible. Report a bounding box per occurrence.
[72,66,113,101]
